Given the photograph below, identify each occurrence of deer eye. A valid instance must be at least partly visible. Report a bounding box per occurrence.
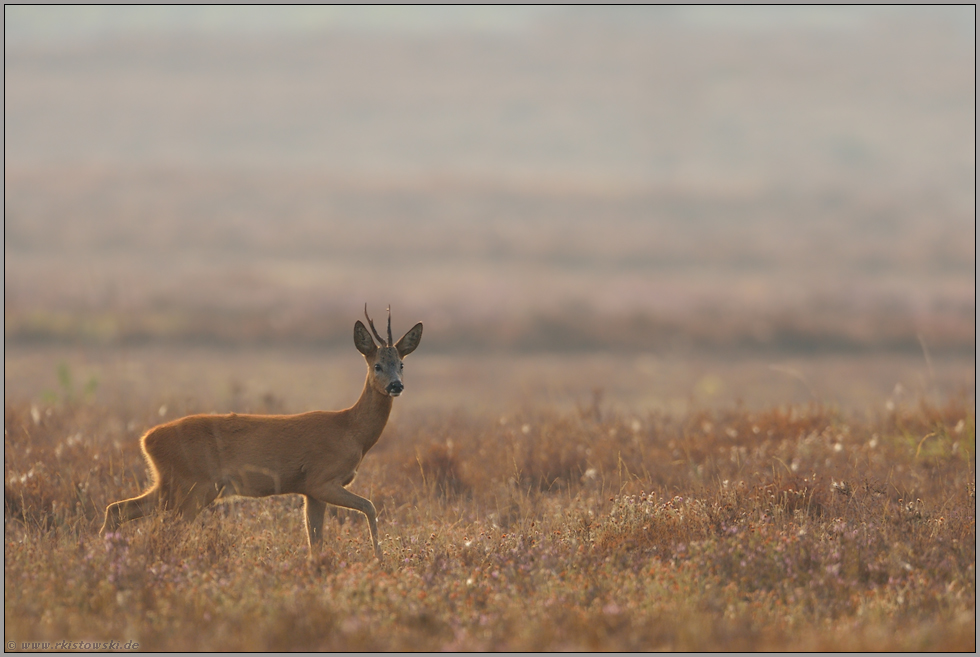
[399,363,404,370]
[374,364,382,372]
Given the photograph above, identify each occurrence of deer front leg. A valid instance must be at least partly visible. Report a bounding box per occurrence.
[308,485,381,560]
[303,496,327,550]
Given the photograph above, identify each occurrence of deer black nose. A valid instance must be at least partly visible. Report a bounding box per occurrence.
[387,381,404,395]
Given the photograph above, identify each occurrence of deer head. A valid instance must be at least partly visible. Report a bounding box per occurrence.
[354,304,423,397]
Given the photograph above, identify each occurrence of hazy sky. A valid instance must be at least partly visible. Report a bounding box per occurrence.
[5,6,974,44]
[4,4,973,346]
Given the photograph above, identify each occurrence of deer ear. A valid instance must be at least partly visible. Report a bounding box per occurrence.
[354,321,378,357]
[395,322,423,358]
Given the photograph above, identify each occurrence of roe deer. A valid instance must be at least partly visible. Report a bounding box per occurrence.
[100,305,422,560]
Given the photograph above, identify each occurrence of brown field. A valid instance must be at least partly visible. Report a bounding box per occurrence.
[4,6,975,652]
[3,351,976,651]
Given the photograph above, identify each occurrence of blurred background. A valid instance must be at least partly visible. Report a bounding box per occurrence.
[4,6,975,414]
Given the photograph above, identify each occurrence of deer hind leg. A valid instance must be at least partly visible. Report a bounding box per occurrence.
[303,496,327,550]
[308,485,381,560]
[101,478,216,535]
[175,481,221,523]
[100,488,159,535]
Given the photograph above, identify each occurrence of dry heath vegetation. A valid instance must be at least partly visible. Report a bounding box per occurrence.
[5,9,974,651]
[4,377,975,651]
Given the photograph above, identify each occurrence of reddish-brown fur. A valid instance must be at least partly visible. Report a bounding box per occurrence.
[100,308,422,559]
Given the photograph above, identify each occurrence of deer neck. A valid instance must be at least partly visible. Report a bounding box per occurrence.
[348,373,394,452]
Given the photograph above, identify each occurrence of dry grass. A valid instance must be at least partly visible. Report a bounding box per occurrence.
[5,13,973,651]
[4,386,974,651]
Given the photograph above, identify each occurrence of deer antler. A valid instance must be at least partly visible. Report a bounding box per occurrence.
[386,305,393,347]
[364,304,386,346]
